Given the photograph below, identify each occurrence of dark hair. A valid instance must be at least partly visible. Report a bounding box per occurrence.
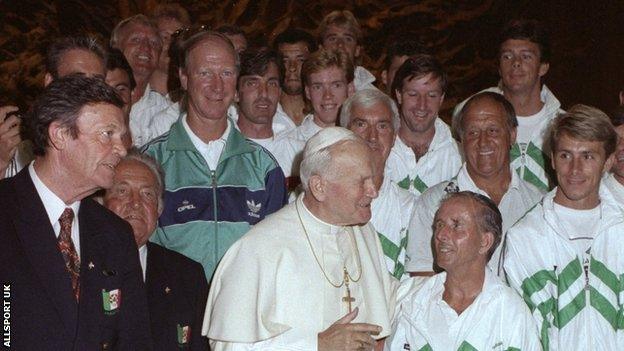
[499,19,551,63]
[384,37,431,70]
[46,36,107,79]
[216,25,246,38]
[611,106,624,127]
[273,28,317,53]
[151,3,191,26]
[239,47,282,84]
[28,74,124,156]
[434,191,503,261]
[453,92,518,140]
[106,48,136,91]
[390,54,447,97]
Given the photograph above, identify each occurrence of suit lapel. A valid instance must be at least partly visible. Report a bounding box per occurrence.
[13,170,78,335]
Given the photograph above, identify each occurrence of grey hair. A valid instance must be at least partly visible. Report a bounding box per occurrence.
[339,89,400,130]
[123,148,166,212]
[434,191,502,260]
[300,127,360,191]
[110,14,161,49]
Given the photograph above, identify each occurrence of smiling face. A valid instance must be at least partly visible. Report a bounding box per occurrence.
[321,24,361,61]
[104,159,160,247]
[119,22,162,81]
[347,101,395,180]
[461,98,516,182]
[499,39,549,95]
[180,37,238,123]
[238,62,281,126]
[552,133,611,210]
[395,73,444,135]
[305,66,353,127]
[61,103,128,192]
[278,41,310,95]
[318,141,378,225]
[433,196,491,273]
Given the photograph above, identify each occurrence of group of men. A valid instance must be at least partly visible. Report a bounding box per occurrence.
[1,4,624,351]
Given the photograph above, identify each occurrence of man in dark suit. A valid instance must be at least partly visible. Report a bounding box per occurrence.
[104,150,208,351]
[0,74,151,350]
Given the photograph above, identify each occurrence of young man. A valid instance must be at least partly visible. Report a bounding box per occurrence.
[454,19,563,191]
[504,105,622,350]
[235,48,304,184]
[386,54,462,195]
[318,10,376,91]
[289,49,355,142]
[380,36,430,95]
[274,28,317,125]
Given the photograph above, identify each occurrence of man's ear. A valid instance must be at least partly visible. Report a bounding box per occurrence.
[538,62,550,78]
[603,153,615,174]
[395,88,402,105]
[354,45,361,59]
[44,73,54,87]
[48,121,71,151]
[619,91,624,106]
[347,82,355,97]
[307,174,327,202]
[381,70,388,88]
[479,231,495,256]
[179,67,188,91]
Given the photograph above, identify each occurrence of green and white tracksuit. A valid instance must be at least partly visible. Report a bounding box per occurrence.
[386,270,541,351]
[385,118,462,196]
[370,176,416,280]
[504,187,624,350]
[453,85,563,191]
[143,117,288,279]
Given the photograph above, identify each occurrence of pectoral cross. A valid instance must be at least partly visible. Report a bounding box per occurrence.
[341,267,355,312]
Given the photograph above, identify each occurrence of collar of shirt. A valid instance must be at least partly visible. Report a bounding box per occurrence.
[28,161,81,256]
[298,194,342,235]
[182,114,230,170]
[455,163,521,197]
[139,244,147,281]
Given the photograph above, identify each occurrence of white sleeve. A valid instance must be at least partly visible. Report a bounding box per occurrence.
[405,195,436,273]
[210,328,317,351]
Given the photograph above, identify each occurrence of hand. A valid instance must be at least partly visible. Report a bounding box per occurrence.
[318,307,382,351]
[0,106,21,172]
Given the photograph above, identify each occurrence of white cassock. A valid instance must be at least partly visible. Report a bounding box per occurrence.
[202,195,398,350]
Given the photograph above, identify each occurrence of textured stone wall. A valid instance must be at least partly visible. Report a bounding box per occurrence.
[2,1,624,117]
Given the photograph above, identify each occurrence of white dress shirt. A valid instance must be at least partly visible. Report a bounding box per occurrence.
[29,162,81,257]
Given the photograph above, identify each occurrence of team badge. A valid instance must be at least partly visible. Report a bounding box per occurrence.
[177,324,191,345]
[102,288,121,314]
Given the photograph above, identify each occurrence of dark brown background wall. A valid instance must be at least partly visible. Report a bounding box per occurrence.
[2,0,624,118]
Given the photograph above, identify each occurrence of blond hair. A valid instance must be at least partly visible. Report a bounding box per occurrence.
[301,49,354,86]
[549,104,617,156]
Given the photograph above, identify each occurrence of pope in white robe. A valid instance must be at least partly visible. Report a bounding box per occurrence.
[202,127,398,351]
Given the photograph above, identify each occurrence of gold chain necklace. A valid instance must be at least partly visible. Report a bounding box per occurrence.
[295,200,362,288]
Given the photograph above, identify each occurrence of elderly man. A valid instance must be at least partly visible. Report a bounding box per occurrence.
[111,14,171,147]
[104,150,208,351]
[388,191,540,350]
[504,105,623,350]
[318,10,376,91]
[1,36,108,179]
[407,92,543,277]
[143,30,287,279]
[386,54,462,195]
[203,127,396,351]
[454,19,563,191]
[274,28,317,125]
[0,75,151,349]
[289,49,355,142]
[341,89,415,279]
